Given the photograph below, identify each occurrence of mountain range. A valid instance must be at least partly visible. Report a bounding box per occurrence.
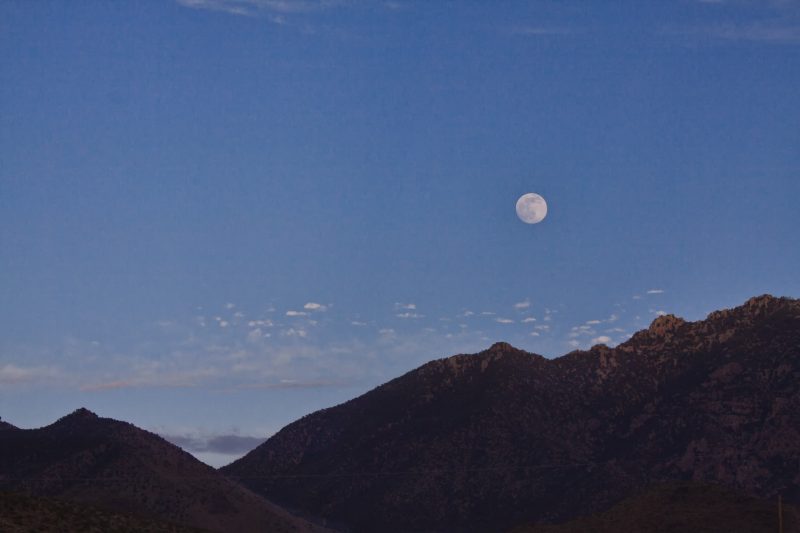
[221,294,800,532]
[1,294,798,532]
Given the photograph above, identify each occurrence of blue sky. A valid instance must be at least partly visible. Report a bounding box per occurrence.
[2,0,799,466]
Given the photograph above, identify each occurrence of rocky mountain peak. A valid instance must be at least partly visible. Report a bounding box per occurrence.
[742,293,783,313]
[648,314,686,336]
[488,341,516,353]
[69,407,98,419]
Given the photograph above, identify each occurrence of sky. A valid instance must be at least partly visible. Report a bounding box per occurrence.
[1,0,799,467]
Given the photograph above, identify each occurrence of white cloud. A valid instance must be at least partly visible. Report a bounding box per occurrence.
[586,319,602,325]
[592,335,612,345]
[396,312,424,319]
[514,299,531,310]
[286,310,308,317]
[655,310,667,316]
[248,319,273,327]
[225,302,236,309]
[177,0,254,16]
[351,321,367,326]
[283,327,307,338]
[304,302,327,311]
[247,328,264,342]
[704,21,800,44]
[647,289,665,294]
[461,310,475,317]
[534,325,550,331]
[495,318,514,324]
[530,331,540,337]
[219,320,229,328]
[521,317,537,323]
[481,311,496,316]
[395,303,416,310]
[176,0,341,17]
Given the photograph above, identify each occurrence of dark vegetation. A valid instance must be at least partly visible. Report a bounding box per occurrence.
[512,482,799,533]
[0,490,209,533]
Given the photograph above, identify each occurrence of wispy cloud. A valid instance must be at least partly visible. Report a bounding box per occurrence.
[176,0,343,17]
[0,364,60,385]
[161,431,266,454]
[176,0,255,16]
[672,1,800,45]
[285,310,308,316]
[704,21,800,43]
[513,299,531,310]
[303,302,328,311]
[495,318,514,324]
[282,327,308,337]
[395,302,417,310]
[646,289,665,294]
[396,312,424,319]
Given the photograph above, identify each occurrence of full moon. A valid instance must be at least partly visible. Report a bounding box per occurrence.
[516,193,548,224]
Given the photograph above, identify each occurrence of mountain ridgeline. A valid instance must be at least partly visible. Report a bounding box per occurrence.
[0,408,328,533]
[221,295,800,532]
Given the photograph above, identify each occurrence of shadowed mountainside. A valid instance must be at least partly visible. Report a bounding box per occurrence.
[222,295,800,532]
[512,482,798,533]
[0,409,329,533]
[0,490,210,533]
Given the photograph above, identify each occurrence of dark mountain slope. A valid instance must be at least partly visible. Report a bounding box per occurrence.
[0,490,209,533]
[222,295,800,532]
[0,408,329,533]
[512,482,799,533]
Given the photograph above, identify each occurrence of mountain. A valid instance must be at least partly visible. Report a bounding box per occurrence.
[0,408,329,533]
[221,295,800,532]
[512,482,799,533]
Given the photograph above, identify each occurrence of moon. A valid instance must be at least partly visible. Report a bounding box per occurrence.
[516,193,548,224]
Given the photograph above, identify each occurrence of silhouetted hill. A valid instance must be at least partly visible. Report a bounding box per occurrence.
[222,295,800,532]
[512,482,799,533]
[0,408,329,533]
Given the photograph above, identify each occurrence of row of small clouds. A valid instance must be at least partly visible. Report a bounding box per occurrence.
[3,288,674,390]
